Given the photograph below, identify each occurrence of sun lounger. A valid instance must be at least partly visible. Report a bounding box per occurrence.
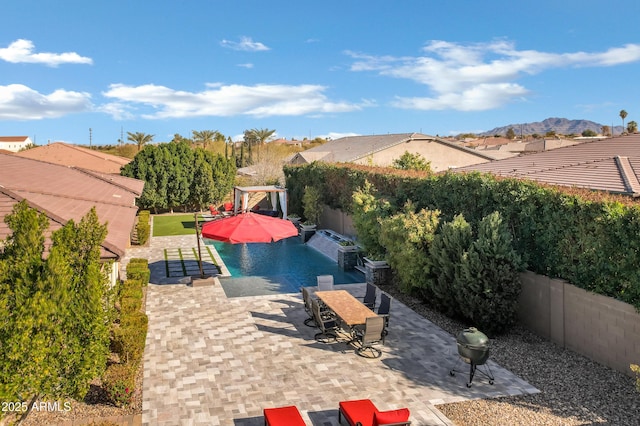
[263,405,306,425]
[338,399,410,426]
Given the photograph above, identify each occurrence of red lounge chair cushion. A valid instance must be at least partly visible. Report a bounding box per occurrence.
[263,405,305,426]
[373,408,410,425]
[339,399,377,426]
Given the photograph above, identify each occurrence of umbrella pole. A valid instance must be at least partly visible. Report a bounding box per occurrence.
[194,213,205,278]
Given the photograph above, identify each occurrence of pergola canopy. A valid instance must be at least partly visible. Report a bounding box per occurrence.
[233,185,289,218]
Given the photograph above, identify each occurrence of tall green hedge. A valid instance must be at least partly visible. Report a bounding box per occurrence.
[284,163,640,309]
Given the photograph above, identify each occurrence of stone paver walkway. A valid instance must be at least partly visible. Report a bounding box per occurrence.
[124,236,539,426]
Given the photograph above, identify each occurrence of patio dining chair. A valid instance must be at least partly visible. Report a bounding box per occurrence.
[377,292,391,334]
[301,286,318,327]
[311,298,338,343]
[353,315,386,358]
[317,275,334,291]
[361,283,377,310]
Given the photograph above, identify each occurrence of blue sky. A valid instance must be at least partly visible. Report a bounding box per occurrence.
[2,0,640,145]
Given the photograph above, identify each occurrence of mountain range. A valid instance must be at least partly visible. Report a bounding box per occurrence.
[478,117,623,137]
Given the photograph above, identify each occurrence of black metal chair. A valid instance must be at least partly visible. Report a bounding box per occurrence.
[311,298,338,343]
[377,293,391,334]
[361,283,377,310]
[353,316,386,358]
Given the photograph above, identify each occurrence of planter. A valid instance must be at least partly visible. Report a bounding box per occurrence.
[287,216,301,228]
[338,245,359,270]
[363,257,388,267]
[300,224,316,243]
[364,259,390,286]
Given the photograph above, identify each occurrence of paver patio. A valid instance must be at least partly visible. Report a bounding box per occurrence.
[125,236,539,426]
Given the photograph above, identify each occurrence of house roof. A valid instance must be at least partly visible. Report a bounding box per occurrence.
[0,154,143,259]
[292,132,495,164]
[456,134,640,196]
[14,142,131,174]
[0,136,30,143]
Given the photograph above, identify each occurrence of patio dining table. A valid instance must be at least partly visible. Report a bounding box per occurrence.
[315,289,379,328]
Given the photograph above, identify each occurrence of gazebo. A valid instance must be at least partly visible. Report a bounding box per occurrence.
[232,185,289,218]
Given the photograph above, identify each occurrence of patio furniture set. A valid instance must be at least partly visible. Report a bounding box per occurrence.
[264,399,411,426]
[303,276,392,358]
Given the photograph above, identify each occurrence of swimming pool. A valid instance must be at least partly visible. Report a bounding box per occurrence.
[208,236,364,297]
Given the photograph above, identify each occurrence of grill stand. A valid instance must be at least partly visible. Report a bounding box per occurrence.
[449,357,494,387]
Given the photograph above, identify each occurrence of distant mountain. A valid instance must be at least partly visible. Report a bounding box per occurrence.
[478,117,623,137]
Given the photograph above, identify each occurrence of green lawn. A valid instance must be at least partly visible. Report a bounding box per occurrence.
[153,214,207,237]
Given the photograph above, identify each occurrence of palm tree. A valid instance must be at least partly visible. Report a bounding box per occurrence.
[620,110,628,134]
[192,130,222,149]
[127,131,154,152]
[249,128,276,145]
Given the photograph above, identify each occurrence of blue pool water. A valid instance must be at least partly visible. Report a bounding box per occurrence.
[208,237,364,297]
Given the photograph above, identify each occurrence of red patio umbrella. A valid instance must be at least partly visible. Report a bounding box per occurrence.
[200,212,298,244]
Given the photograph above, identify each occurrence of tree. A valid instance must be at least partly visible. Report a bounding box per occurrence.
[192,130,222,149]
[627,120,638,134]
[127,131,154,152]
[506,128,516,139]
[457,211,523,335]
[392,151,432,172]
[601,125,610,137]
[378,203,440,293]
[0,202,111,403]
[249,128,276,145]
[620,110,628,132]
[430,214,473,316]
[581,129,597,137]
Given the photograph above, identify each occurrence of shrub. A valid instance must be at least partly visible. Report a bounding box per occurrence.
[120,296,141,315]
[351,181,393,259]
[126,259,150,285]
[631,364,640,392]
[457,212,523,335]
[378,203,440,294]
[302,185,322,225]
[102,363,135,407]
[430,214,473,317]
[135,211,150,245]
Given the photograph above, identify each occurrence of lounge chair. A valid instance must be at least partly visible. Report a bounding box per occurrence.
[263,405,306,426]
[311,298,337,342]
[317,275,334,291]
[338,399,410,426]
[353,316,385,358]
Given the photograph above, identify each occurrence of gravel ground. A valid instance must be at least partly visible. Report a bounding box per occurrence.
[389,288,640,426]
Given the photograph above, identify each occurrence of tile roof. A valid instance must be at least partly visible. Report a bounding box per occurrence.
[293,132,495,164]
[0,136,29,143]
[0,154,143,259]
[456,135,640,196]
[14,142,131,174]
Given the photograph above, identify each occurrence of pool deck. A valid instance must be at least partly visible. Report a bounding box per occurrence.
[124,235,539,426]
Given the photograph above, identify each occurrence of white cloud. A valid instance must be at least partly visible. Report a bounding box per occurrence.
[220,36,270,52]
[0,39,92,67]
[0,84,92,120]
[237,63,254,68]
[102,82,364,119]
[347,40,640,111]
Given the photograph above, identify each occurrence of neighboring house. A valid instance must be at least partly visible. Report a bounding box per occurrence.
[456,134,640,197]
[0,154,145,285]
[14,141,131,174]
[289,133,495,172]
[0,136,33,152]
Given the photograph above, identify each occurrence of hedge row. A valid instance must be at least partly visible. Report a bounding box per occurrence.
[284,163,640,309]
[136,211,150,245]
[104,262,149,407]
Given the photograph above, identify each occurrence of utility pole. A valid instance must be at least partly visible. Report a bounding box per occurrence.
[89,128,92,148]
